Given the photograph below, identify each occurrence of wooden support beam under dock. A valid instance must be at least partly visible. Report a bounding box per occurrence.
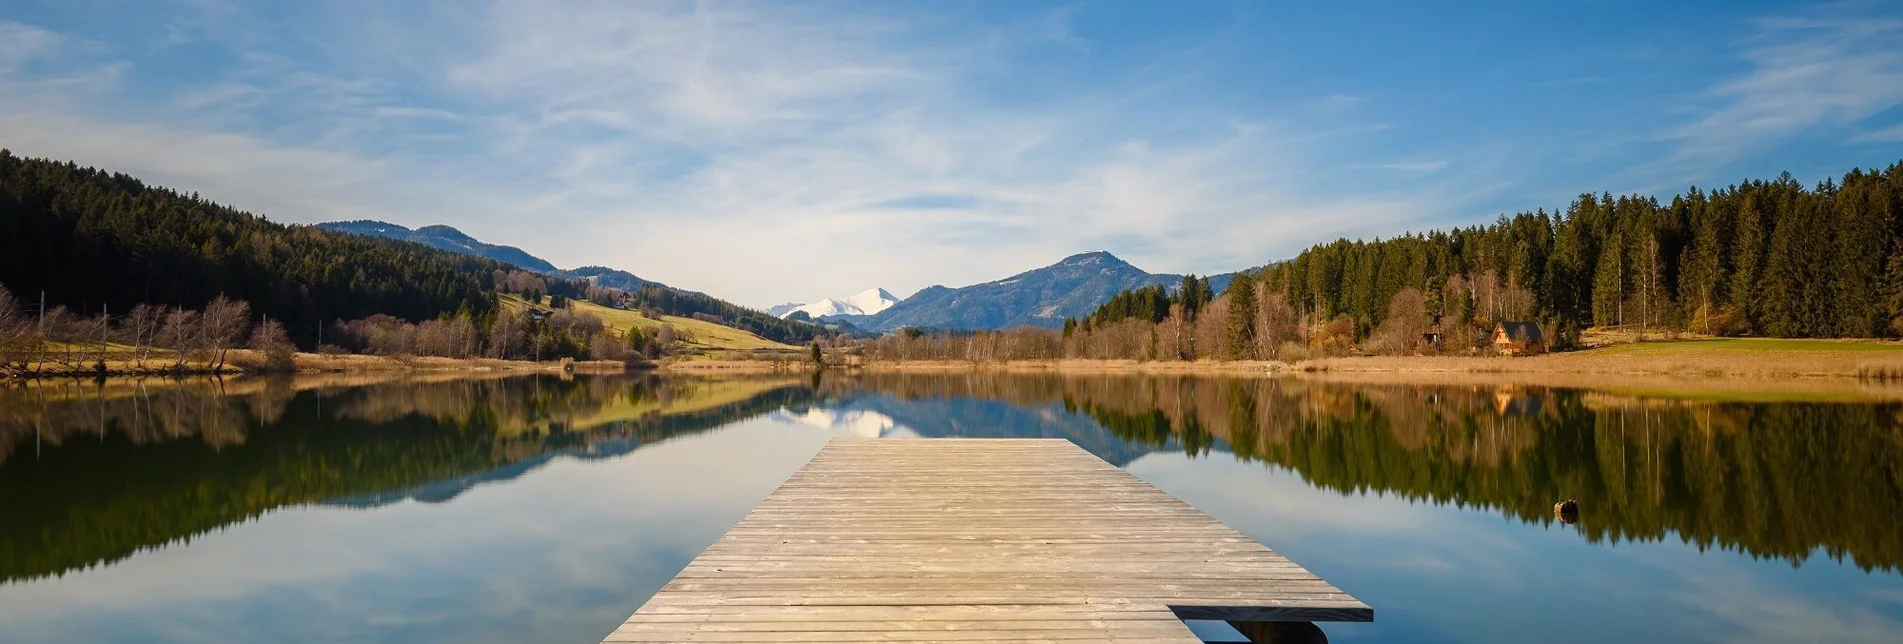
[604,438,1371,643]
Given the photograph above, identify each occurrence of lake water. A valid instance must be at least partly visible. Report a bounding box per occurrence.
[1,372,1900,643]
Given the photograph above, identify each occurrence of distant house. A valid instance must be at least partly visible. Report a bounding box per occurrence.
[1492,322,1545,356]
[1492,388,1546,416]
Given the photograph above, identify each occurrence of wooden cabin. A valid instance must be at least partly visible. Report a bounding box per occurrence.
[1492,321,1545,356]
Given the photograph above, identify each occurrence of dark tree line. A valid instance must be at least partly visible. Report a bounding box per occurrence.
[0,150,528,344]
[1070,274,1214,331]
[1246,161,1903,344]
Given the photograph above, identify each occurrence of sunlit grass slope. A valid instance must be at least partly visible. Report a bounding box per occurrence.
[498,293,797,352]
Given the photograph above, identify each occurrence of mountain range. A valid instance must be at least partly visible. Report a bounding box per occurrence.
[769,288,900,319]
[317,220,1236,334]
[316,220,662,291]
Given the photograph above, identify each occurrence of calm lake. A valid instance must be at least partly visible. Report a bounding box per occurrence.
[1,373,1900,643]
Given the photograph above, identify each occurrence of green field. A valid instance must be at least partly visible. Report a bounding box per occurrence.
[499,294,797,353]
[1587,337,1903,355]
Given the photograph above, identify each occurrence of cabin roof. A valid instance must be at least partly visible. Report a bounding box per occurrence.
[1496,321,1544,343]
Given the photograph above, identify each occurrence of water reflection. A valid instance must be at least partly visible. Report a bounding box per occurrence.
[1,372,1899,643]
[0,374,812,584]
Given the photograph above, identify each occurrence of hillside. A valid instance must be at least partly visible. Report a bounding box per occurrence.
[499,294,796,353]
[319,219,828,345]
[0,151,522,342]
[316,220,660,289]
[849,252,1233,331]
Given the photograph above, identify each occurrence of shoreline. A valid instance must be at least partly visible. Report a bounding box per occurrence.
[18,340,1903,403]
[2,349,630,381]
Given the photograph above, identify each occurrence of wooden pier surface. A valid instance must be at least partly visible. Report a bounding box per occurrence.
[603,438,1370,642]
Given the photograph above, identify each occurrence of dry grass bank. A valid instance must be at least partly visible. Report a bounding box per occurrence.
[853,359,1284,375]
[251,350,626,375]
[4,348,626,380]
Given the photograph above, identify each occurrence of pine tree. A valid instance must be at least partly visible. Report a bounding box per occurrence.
[1592,228,1625,327]
[1226,277,1257,359]
[1882,247,1903,336]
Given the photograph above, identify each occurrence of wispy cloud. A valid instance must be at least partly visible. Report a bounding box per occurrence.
[1848,123,1903,144]
[0,20,62,71]
[1658,12,1903,175]
[1346,160,1451,176]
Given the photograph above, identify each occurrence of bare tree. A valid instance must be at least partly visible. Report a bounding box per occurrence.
[1374,288,1429,355]
[589,328,629,361]
[39,305,80,368]
[161,307,202,370]
[487,311,525,359]
[120,304,166,368]
[1192,297,1230,360]
[1256,288,1301,360]
[0,285,35,368]
[201,296,252,371]
[1155,305,1190,360]
[248,318,296,371]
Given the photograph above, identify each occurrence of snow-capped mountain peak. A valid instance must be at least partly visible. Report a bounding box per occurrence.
[777,287,899,319]
[842,288,898,315]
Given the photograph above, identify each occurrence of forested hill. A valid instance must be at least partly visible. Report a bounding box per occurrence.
[1229,161,1903,344]
[0,150,523,340]
[315,219,826,345]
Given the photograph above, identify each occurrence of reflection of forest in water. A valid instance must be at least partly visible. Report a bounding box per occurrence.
[0,374,810,583]
[5,372,1900,587]
[834,373,1903,573]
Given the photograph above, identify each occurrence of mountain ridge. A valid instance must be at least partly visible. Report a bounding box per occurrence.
[833,251,1235,332]
[314,219,834,345]
[318,220,560,274]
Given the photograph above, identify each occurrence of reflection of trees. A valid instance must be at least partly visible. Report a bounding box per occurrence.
[1059,377,1903,573]
[827,372,1902,571]
[0,375,808,583]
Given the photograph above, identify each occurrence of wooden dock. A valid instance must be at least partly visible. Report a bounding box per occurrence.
[604,438,1371,642]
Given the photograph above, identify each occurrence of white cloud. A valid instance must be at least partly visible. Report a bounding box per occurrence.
[0,20,63,71]
[0,3,1488,307]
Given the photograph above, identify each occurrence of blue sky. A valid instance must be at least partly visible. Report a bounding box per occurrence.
[2,0,1901,307]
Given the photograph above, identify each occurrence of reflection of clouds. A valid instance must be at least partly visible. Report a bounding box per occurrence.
[1867,586,1903,607]
[1630,546,1903,644]
[0,418,829,644]
[771,406,904,438]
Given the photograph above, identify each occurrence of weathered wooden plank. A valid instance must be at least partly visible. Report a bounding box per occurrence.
[601,438,1371,643]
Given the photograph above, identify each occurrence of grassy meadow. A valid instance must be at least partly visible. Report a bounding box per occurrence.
[1301,336,1903,380]
[497,294,798,354]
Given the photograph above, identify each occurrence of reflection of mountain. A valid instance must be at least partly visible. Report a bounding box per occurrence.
[771,407,900,438]
[0,375,811,583]
[831,395,1170,467]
